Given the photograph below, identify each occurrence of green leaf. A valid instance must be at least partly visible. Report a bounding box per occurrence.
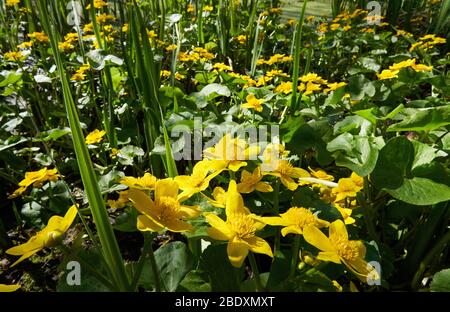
[327,134,383,176]
[430,269,450,292]
[177,270,212,292]
[387,105,450,132]
[129,241,195,291]
[198,243,241,291]
[372,137,450,205]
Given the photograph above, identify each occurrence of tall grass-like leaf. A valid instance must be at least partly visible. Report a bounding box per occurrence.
[36,0,130,291]
[431,0,450,34]
[290,0,308,112]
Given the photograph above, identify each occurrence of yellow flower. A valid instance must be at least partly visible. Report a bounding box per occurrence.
[71,63,90,81]
[300,73,327,84]
[236,35,246,44]
[396,29,412,37]
[389,58,417,71]
[120,172,157,190]
[274,81,292,94]
[187,4,194,13]
[261,207,329,236]
[96,13,115,24]
[86,0,108,9]
[108,190,129,210]
[303,82,322,96]
[166,44,177,52]
[411,63,433,72]
[85,129,106,144]
[332,173,363,203]
[147,29,157,39]
[58,41,74,51]
[204,181,273,268]
[335,205,355,225]
[9,168,60,199]
[6,205,78,267]
[242,94,264,112]
[4,51,23,62]
[376,69,399,80]
[237,167,273,193]
[174,160,224,200]
[332,280,343,292]
[203,5,213,12]
[203,134,260,172]
[212,62,232,71]
[303,220,377,281]
[0,284,21,292]
[263,160,310,191]
[17,41,33,49]
[207,186,227,208]
[6,0,20,6]
[128,178,201,233]
[28,32,49,43]
[121,23,129,33]
[330,23,340,31]
[324,82,347,93]
[343,25,352,31]
[270,8,282,14]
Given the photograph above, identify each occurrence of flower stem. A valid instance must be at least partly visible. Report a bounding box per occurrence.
[130,234,153,291]
[289,236,301,278]
[248,252,263,292]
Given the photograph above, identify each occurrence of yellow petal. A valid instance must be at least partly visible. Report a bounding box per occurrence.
[174,175,193,190]
[228,161,246,172]
[291,167,311,178]
[179,205,201,218]
[303,225,334,252]
[281,225,303,236]
[10,249,41,267]
[225,181,246,216]
[165,219,194,233]
[6,236,43,256]
[128,189,157,218]
[0,284,21,292]
[244,236,273,257]
[317,251,341,264]
[227,237,249,268]
[329,219,348,241]
[280,175,298,191]
[155,178,179,200]
[136,215,164,232]
[255,182,273,192]
[205,213,233,240]
[60,205,78,232]
[259,216,285,226]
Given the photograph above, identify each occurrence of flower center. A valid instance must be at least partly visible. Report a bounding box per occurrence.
[331,235,360,261]
[156,196,181,222]
[286,207,317,228]
[227,215,256,239]
[277,160,294,175]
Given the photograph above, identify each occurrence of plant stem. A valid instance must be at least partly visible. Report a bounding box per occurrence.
[248,252,263,292]
[289,236,301,278]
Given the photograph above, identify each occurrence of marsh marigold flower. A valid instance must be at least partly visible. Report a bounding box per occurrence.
[274,81,292,94]
[203,134,260,172]
[377,69,399,80]
[128,178,201,233]
[242,94,264,112]
[332,172,363,202]
[121,172,157,190]
[85,129,106,144]
[9,168,60,199]
[204,181,273,267]
[261,207,329,236]
[6,0,20,6]
[28,32,49,43]
[6,205,78,267]
[237,167,273,193]
[263,160,310,191]
[304,220,378,281]
[174,159,224,200]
